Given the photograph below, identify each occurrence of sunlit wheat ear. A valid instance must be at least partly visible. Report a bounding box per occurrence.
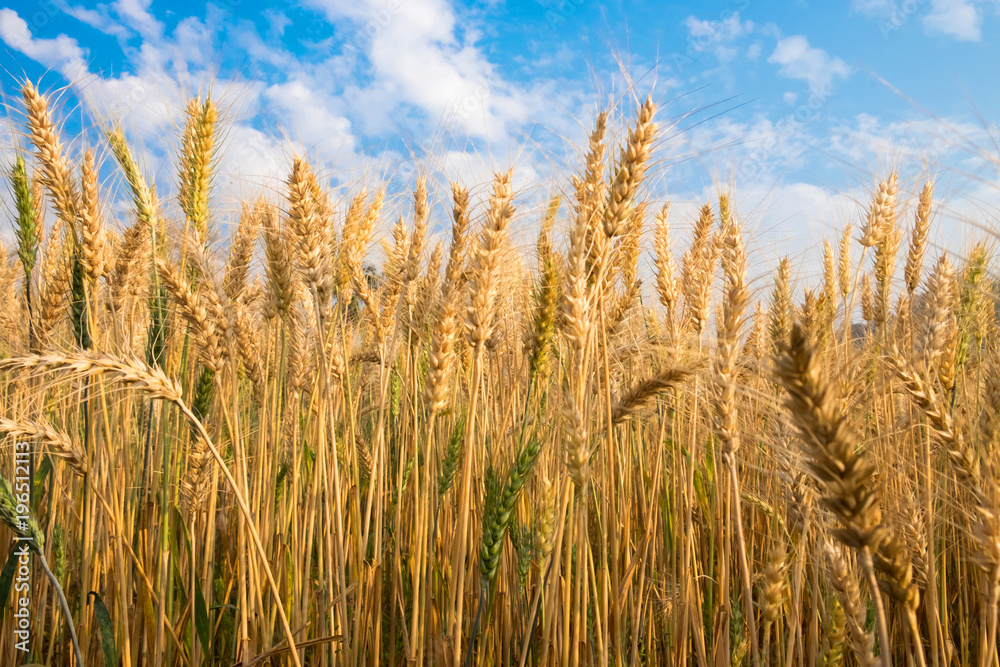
[822,240,837,313]
[761,543,788,625]
[37,222,71,343]
[443,183,470,289]
[109,221,149,313]
[466,170,515,349]
[769,258,792,355]
[21,81,80,229]
[79,149,104,283]
[775,323,882,552]
[838,225,853,300]
[872,531,920,611]
[524,197,561,380]
[653,203,678,316]
[286,156,327,301]
[905,180,933,295]
[181,435,213,515]
[335,189,364,291]
[404,177,429,283]
[888,349,1000,575]
[714,221,749,457]
[425,187,470,410]
[603,95,657,238]
[106,126,158,230]
[0,352,183,402]
[426,284,458,413]
[574,111,608,216]
[872,201,901,329]
[860,273,874,327]
[680,203,716,335]
[825,541,877,667]
[234,305,266,400]
[611,367,693,427]
[259,202,293,318]
[914,254,958,378]
[341,187,384,305]
[858,172,897,248]
[535,473,558,558]
[0,417,86,476]
[156,257,224,373]
[562,393,590,490]
[177,96,217,245]
[799,290,820,347]
[742,301,768,363]
[222,201,257,303]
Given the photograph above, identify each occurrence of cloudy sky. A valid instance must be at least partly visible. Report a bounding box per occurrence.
[1,0,999,273]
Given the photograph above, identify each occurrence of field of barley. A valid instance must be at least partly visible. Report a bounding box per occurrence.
[0,78,996,667]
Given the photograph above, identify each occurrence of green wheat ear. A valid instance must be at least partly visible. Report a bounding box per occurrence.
[11,153,40,286]
[479,438,543,585]
[438,415,466,497]
[0,475,44,551]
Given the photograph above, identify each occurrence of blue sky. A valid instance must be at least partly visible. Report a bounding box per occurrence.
[1,0,999,270]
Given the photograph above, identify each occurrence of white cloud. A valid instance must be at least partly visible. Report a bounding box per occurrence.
[264,79,356,154]
[851,0,899,17]
[854,0,984,42]
[113,0,163,40]
[0,9,88,79]
[58,2,130,40]
[768,35,852,95]
[924,0,981,41]
[305,0,536,138]
[683,12,753,62]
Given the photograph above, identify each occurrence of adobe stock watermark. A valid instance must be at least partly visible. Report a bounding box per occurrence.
[541,0,591,28]
[878,0,929,39]
[12,441,32,654]
[22,0,59,32]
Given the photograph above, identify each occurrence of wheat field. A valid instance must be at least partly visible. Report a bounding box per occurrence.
[0,80,996,667]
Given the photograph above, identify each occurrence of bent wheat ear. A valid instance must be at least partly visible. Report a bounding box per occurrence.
[612,367,693,426]
[775,324,882,551]
[0,417,86,476]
